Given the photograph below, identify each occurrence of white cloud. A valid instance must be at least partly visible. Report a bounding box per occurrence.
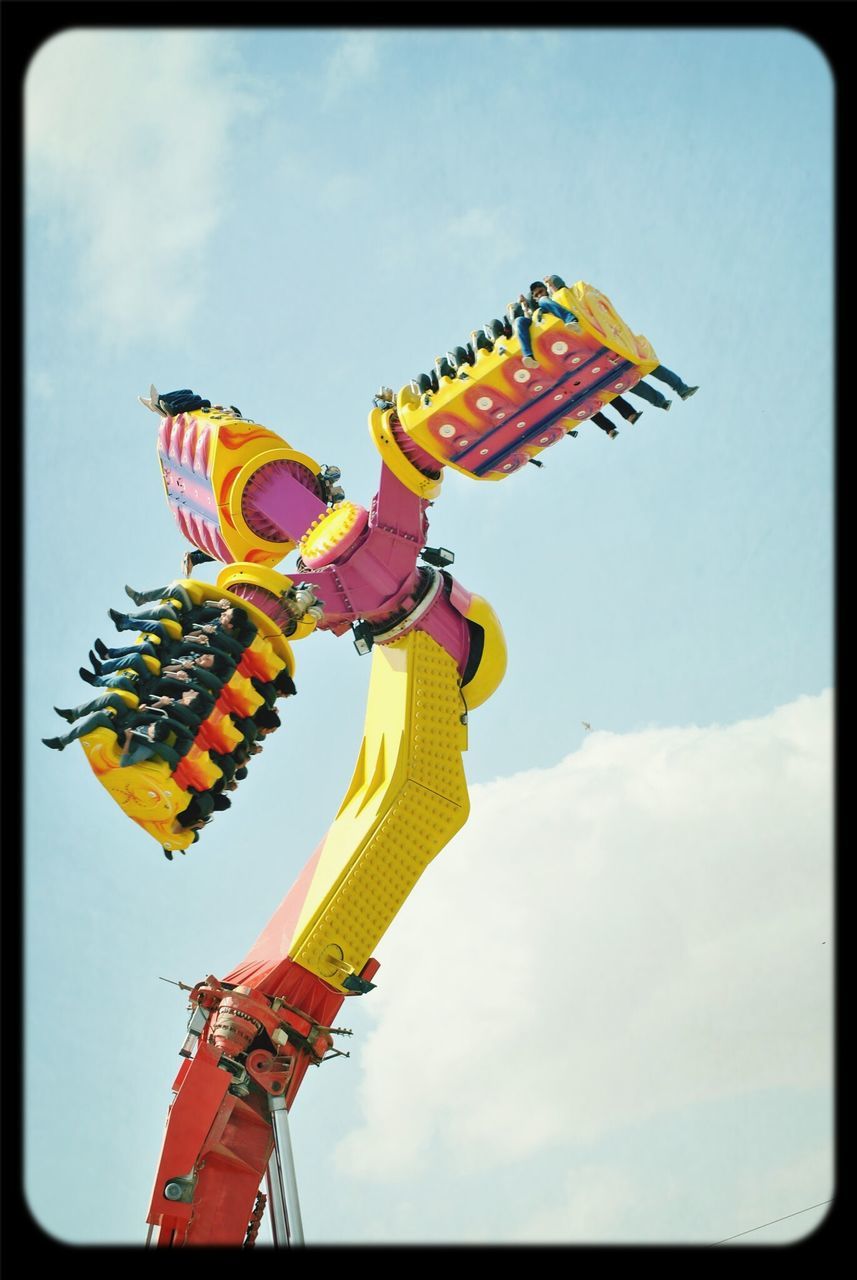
[377,204,524,278]
[512,1163,660,1243]
[323,32,380,105]
[723,1143,834,1244]
[510,1144,833,1244]
[441,206,523,270]
[334,692,833,1207]
[25,30,262,344]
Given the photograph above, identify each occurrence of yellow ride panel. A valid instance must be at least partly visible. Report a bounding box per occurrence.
[459,593,507,711]
[368,406,444,501]
[80,727,196,852]
[555,282,658,369]
[288,631,470,989]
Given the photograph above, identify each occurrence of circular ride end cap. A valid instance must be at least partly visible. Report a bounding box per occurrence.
[299,501,369,568]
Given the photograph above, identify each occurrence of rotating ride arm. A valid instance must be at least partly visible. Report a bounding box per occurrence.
[142,276,656,1242]
[146,393,507,1245]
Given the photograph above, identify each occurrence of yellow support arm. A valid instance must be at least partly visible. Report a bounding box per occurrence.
[288,630,470,991]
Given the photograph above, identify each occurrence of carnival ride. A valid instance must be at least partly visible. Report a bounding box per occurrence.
[47,281,680,1245]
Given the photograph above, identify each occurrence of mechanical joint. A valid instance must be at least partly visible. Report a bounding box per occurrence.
[163,1171,197,1204]
[245,1048,294,1097]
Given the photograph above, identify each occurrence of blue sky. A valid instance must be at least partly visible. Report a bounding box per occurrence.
[24,26,833,1246]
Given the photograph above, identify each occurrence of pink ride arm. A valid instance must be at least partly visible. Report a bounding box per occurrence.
[248,457,438,630]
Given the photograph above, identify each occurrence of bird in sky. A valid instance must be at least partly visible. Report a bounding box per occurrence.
[582,721,592,732]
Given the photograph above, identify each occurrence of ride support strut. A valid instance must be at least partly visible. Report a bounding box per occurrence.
[268,1093,304,1246]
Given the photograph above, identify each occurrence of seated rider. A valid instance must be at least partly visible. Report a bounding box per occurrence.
[183,623,245,662]
[182,549,216,578]
[92,636,165,662]
[543,274,699,404]
[78,651,228,701]
[108,596,196,631]
[175,788,216,829]
[250,667,297,709]
[590,411,622,441]
[164,650,236,686]
[123,581,196,611]
[116,719,190,771]
[44,697,193,762]
[92,629,238,668]
[106,599,256,657]
[142,687,215,729]
[513,279,580,369]
[80,651,160,684]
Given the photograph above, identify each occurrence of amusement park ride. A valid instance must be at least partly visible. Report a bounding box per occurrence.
[47,281,686,1245]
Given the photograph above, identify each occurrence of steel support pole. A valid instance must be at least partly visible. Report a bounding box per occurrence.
[266,1151,291,1247]
[269,1094,304,1245]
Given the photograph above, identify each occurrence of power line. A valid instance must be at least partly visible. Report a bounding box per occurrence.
[710,1199,832,1245]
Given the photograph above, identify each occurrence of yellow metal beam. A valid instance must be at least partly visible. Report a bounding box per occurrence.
[289,630,469,989]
